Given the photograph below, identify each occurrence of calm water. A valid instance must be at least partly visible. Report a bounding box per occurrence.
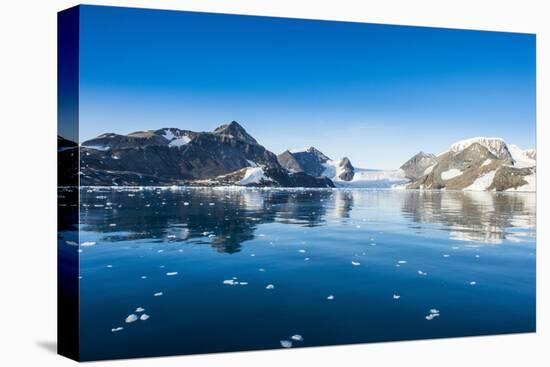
[60,188,536,360]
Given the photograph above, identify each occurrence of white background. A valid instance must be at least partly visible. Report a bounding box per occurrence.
[0,0,547,366]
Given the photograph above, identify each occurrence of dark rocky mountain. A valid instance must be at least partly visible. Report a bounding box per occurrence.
[335,157,355,181]
[277,147,330,177]
[80,121,334,188]
[403,138,536,191]
[400,151,436,180]
[277,147,355,182]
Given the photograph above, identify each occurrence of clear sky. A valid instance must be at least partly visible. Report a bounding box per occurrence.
[79,5,536,169]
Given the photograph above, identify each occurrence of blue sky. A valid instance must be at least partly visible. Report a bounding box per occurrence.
[79,5,536,169]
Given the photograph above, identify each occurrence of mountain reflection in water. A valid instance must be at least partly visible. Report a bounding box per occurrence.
[79,187,535,252]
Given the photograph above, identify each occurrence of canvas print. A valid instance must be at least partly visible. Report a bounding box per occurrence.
[57,5,536,361]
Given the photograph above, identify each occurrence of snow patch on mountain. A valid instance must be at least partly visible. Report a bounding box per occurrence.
[463,170,497,191]
[237,167,272,185]
[508,144,536,168]
[441,169,462,180]
[168,136,191,147]
[505,173,536,192]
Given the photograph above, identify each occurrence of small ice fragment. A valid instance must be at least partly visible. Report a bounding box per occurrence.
[135,307,145,313]
[418,270,427,276]
[167,235,176,239]
[65,240,78,246]
[154,292,163,297]
[109,223,117,227]
[280,340,293,348]
[475,255,480,258]
[397,260,407,264]
[139,314,150,321]
[327,295,334,300]
[351,261,361,266]
[239,282,248,285]
[266,284,274,289]
[106,265,113,268]
[356,225,361,229]
[258,268,265,272]
[250,254,256,257]
[298,249,306,253]
[166,272,178,276]
[125,314,138,323]
[81,241,96,247]
[111,327,124,332]
[469,281,477,285]
[291,334,303,341]
[183,202,190,206]
[393,294,401,299]
[223,279,236,285]
[429,309,440,314]
[443,254,450,258]
[157,250,164,253]
[304,257,310,261]
[141,276,147,279]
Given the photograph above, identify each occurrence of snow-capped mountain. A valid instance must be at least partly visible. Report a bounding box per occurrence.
[80,121,333,188]
[405,137,535,192]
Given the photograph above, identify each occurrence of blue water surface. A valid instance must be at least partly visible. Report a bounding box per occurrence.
[63,188,535,360]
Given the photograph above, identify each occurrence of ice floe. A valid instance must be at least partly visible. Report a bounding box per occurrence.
[140,314,150,321]
[280,340,293,348]
[291,334,303,341]
[166,272,178,276]
[125,314,138,323]
[418,270,427,276]
[111,327,124,332]
[266,284,275,289]
[135,307,145,312]
[351,261,361,266]
[81,241,96,247]
[393,294,401,300]
[425,309,440,320]
[327,295,335,300]
[153,292,163,297]
[469,281,477,286]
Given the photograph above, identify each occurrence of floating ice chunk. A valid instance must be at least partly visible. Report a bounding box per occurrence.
[65,240,78,246]
[397,260,407,264]
[106,265,113,268]
[153,292,163,297]
[140,314,150,321]
[443,254,450,258]
[298,249,306,253]
[135,307,145,313]
[425,309,440,320]
[304,257,310,261]
[239,282,248,285]
[166,272,178,276]
[141,276,147,279]
[418,270,427,276]
[393,294,401,299]
[469,281,477,285]
[183,202,190,206]
[81,241,96,247]
[258,268,265,272]
[157,250,164,253]
[475,255,480,258]
[223,279,236,285]
[280,340,293,348]
[291,334,303,341]
[167,235,176,239]
[109,223,117,227]
[351,261,361,266]
[266,284,275,289]
[125,314,138,323]
[111,327,124,332]
[327,295,334,300]
[250,254,256,257]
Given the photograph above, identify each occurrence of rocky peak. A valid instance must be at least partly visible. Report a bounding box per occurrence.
[213,121,258,144]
